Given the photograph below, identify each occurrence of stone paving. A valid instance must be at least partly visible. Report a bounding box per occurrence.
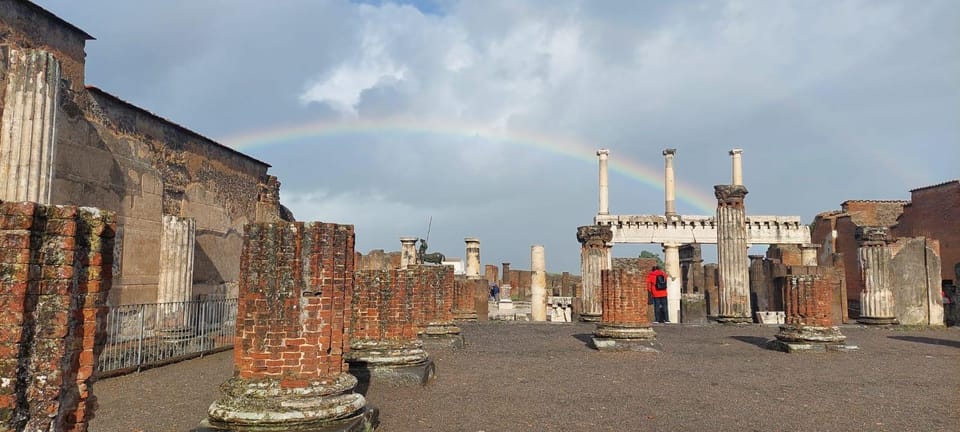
[89,322,960,432]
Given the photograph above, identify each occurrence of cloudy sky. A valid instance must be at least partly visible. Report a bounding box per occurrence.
[37,0,959,273]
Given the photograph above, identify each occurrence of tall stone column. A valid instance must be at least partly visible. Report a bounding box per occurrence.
[769,274,855,353]
[662,242,681,323]
[597,149,610,215]
[857,241,898,324]
[204,222,377,430]
[464,237,481,279]
[663,148,677,217]
[577,225,613,322]
[0,49,61,204]
[715,185,751,323]
[592,267,659,352]
[157,215,196,328]
[729,148,743,186]
[400,236,418,268]
[531,245,547,321]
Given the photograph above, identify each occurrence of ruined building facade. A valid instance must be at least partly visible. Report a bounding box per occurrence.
[0,0,288,305]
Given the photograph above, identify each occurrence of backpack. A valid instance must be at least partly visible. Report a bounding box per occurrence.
[655,273,667,290]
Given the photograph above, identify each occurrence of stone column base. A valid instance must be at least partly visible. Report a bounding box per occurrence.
[715,315,753,324]
[420,333,465,350]
[856,316,899,325]
[204,374,377,431]
[591,324,660,352]
[422,322,461,336]
[766,325,859,353]
[453,311,478,321]
[348,359,435,387]
[579,313,602,323]
[345,340,434,386]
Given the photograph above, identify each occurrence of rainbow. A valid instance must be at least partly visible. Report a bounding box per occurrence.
[220,117,718,214]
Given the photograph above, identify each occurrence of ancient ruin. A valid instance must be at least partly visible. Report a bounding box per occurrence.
[592,258,660,352]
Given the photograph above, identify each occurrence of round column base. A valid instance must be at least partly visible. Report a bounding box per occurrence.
[856,316,899,325]
[593,324,656,340]
[579,313,602,323]
[716,315,753,325]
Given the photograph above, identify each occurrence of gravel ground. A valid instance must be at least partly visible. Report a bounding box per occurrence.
[89,322,960,432]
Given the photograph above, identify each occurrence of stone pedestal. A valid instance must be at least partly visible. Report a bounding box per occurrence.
[400,236,418,268]
[204,222,377,431]
[577,225,613,322]
[531,245,547,321]
[157,215,196,327]
[715,185,752,324]
[592,267,659,352]
[0,49,60,204]
[680,293,708,324]
[768,274,857,353]
[857,242,898,325]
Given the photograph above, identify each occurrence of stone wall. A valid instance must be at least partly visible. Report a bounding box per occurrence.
[893,181,960,282]
[0,201,114,432]
[406,265,455,330]
[889,237,943,325]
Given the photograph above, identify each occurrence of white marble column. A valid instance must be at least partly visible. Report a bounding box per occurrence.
[857,242,897,324]
[663,149,677,218]
[597,149,610,215]
[531,245,547,321]
[729,148,743,186]
[464,237,481,279]
[0,48,61,204]
[400,237,418,269]
[577,225,613,322]
[715,185,752,323]
[663,242,681,323]
[157,215,196,327]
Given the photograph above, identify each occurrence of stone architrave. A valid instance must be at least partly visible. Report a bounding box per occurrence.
[156,215,196,329]
[768,274,857,353]
[203,222,378,431]
[715,185,752,323]
[0,49,61,204]
[577,225,613,322]
[857,241,898,325]
[348,270,435,386]
[531,245,547,321]
[592,267,660,352]
[464,237,481,278]
[399,237,418,268]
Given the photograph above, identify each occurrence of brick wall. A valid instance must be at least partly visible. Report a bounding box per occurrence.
[452,276,477,318]
[484,265,498,284]
[406,265,454,330]
[352,270,417,343]
[600,266,650,325]
[234,222,354,384]
[0,201,115,432]
[894,181,960,282]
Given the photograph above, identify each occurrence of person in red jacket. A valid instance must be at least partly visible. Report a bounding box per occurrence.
[647,266,669,323]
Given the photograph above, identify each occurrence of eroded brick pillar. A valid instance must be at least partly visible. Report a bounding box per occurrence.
[347,270,434,386]
[205,222,377,430]
[714,185,751,323]
[770,273,853,353]
[452,277,479,321]
[408,265,462,349]
[592,266,658,352]
[577,225,612,322]
[0,202,115,432]
[0,49,60,204]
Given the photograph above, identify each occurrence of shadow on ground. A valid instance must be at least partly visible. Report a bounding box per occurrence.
[888,335,960,349]
[729,335,770,349]
[572,333,594,348]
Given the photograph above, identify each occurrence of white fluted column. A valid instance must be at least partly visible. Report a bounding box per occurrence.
[715,185,751,323]
[663,149,677,218]
[597,149,610,215]
[531,245,547,321]
[464,237,481,279]
[400,237,418,269]
[158,215,196,327]
[0,49,61,204]
[857,243,898,324]
[663,242,681,323]
[729,148,743,186]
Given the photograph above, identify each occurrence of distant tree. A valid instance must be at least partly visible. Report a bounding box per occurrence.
[639,251,664,268]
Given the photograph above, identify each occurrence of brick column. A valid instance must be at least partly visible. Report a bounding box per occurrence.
[704,263,719,316]
[0,49,60,204]
[714,185,751,323]
[577,225,612,322]
[409,265,463,349]
[0,202,115,432]
[770,273,854,352]
[347,270,434,386]
[205,222,377,430]
[592,265,659,352]
[452,277,479,321]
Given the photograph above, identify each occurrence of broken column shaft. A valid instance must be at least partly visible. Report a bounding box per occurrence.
[531,245,547,321]
[592,262,659,352]
[577,225,613,322]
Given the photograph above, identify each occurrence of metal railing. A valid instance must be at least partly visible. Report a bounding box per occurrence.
[97,298,237,377]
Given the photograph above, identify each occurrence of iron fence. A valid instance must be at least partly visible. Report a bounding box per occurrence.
[97,298,237,377]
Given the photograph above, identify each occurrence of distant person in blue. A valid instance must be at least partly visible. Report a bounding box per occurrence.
[490,282,500,302]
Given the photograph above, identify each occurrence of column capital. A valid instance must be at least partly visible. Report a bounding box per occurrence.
[729,148,743,156]
[662,148,676,157]
[597,148,610,157]
[714,184,748,201]
[577,225,613,246]
[464,237,480,244]
[400,236,419,243]
[661,242,682,248]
